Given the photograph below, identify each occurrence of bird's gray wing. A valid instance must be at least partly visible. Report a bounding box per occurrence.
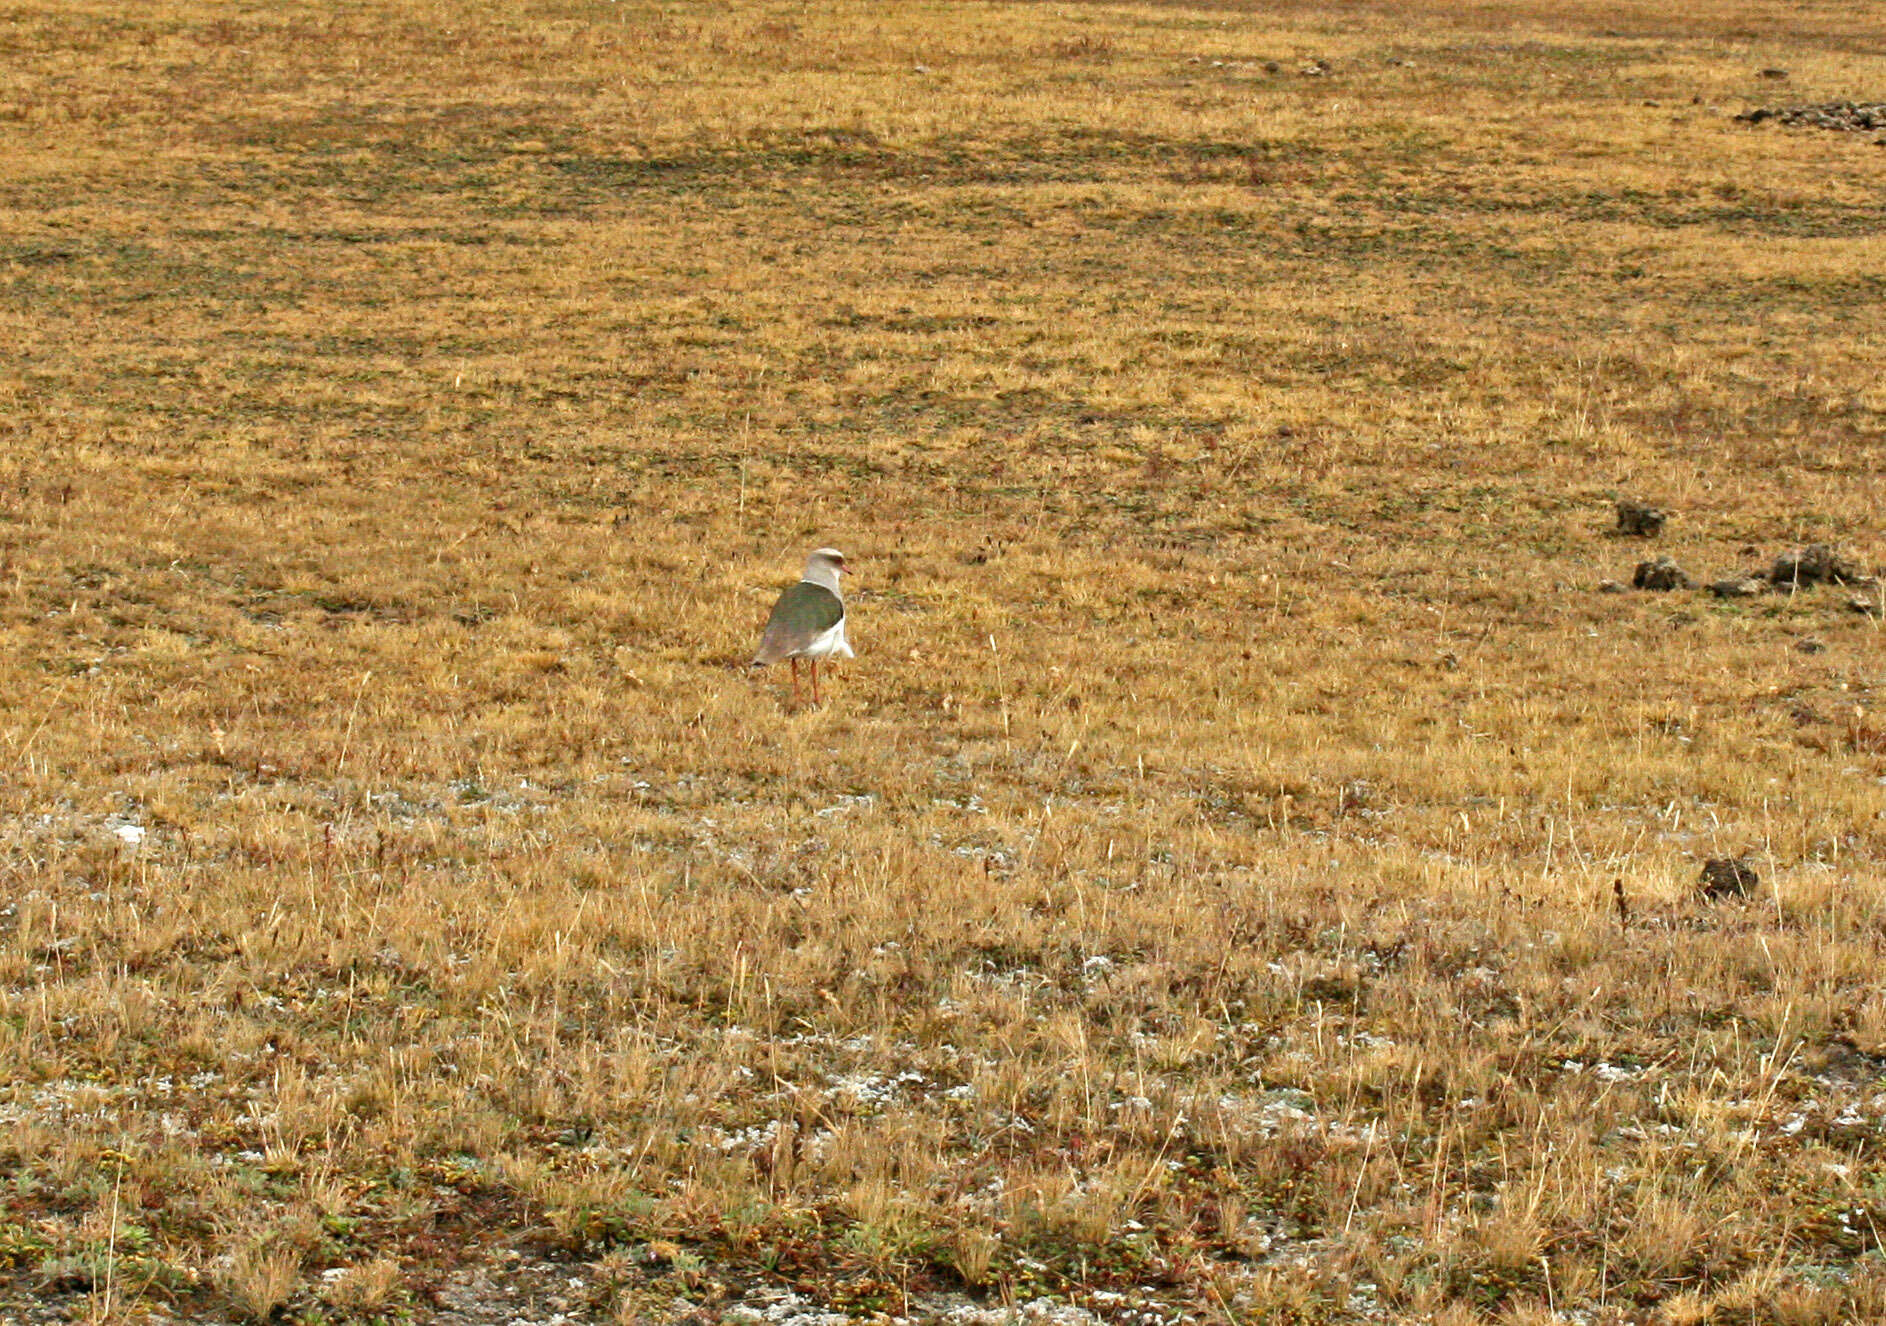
[752,581,844,664]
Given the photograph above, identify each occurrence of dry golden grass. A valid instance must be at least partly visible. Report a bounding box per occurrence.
[1,0,1884,1321]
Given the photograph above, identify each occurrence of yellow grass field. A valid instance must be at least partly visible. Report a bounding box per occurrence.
[2,0,1884,1320]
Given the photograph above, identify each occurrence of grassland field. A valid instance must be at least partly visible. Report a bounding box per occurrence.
[1,0,1885,1322]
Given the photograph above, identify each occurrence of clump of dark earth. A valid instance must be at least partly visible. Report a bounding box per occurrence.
[1771,544,1864,588]
[1609,543,1877,602]
[1735,101,1886,133]
[1700,857,1759,900]
[1633,556,1690,591]
[1615,499,1668,536]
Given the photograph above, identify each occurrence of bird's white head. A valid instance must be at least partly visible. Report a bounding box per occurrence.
[802,547,848,592]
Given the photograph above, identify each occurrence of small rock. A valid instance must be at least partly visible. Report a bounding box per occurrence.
[1700,856,1758,900]
[1757,67,1790,80]
[1707,576,1766,598]
[1632,556,1690,591]
[1795,637,1827,654]
[1615,499,1668,537]
[1596,578,1628,594]
[1849,594,1884,619]
[1771,543,1861,588]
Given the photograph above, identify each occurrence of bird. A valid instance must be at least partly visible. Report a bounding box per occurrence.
[751,547,852,705]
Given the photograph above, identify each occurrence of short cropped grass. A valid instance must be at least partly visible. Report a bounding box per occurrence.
[1,0,1884,1321]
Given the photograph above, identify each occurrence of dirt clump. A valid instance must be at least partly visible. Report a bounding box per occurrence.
[1632,556,1690,591]
[1735,100,1886,133]
[1707,576,1766,598]
[1770,544,1864,588]
[1699,857,1759,900]
[1614,499,1668,536]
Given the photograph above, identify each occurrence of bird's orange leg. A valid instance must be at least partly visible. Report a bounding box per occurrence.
[790,657,801,706]
[811,660,822,706]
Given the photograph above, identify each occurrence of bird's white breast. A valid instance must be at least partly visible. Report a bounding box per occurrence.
[795,618,853,660]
